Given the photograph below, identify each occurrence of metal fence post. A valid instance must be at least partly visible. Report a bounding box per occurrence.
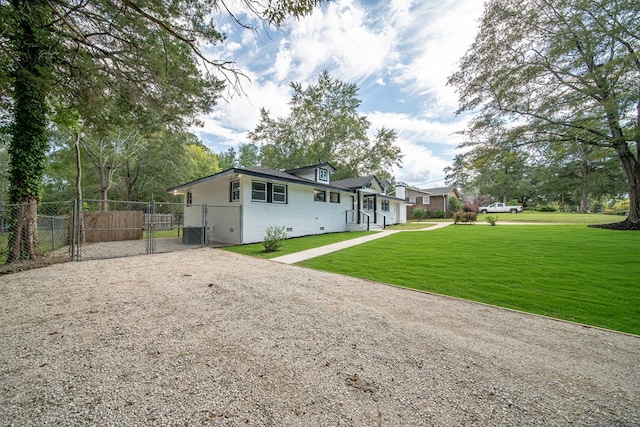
[147,201,153,254]
[202,204,207,247]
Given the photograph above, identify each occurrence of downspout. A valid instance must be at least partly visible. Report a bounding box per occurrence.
[444,194,448,217]
[357,190,361,224]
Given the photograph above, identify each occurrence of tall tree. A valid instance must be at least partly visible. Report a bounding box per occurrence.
[1,0,326,261]
[448,0,640,228]
[249,71,403,179]
[444,154,473,193]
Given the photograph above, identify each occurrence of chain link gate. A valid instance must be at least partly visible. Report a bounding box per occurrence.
[0,199,209,266]
[71,200,208,261]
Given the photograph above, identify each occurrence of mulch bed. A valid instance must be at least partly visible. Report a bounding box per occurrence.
[588,220,640,231]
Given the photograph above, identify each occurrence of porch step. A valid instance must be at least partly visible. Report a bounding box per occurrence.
[347,223,384,232]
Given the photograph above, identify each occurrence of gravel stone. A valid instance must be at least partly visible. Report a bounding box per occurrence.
[1,248,638,426]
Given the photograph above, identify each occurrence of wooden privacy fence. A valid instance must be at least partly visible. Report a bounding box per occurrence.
[144,213,174,230]
[83,211,144,243]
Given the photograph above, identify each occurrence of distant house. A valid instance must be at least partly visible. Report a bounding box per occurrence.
[390,185,460,218]
[167,163,407,245]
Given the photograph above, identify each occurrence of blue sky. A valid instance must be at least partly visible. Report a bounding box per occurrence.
[195,0,484,187]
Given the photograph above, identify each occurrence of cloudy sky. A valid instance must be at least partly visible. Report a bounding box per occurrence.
[195,0,485,187]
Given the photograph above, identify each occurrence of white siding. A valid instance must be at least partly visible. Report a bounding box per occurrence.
[241,182,350,244]
[184,175,242,245]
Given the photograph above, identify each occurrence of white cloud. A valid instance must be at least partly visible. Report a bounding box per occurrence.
[386,0,484,113]
[195,0,483,182]
[367,110,470,184]
[284,0,398,82]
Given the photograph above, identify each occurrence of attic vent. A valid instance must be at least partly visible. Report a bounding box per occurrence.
[320,227,325,231]
[286,227,293,232]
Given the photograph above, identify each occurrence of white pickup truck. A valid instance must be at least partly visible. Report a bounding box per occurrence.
[479,203,523,214]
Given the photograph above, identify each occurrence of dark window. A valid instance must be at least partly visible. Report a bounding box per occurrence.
[382,200,390,211]
[252,181,267,202]
[231,181,240,201]
[186,191,193,206]
[314,190,326,202]
[273,184,287,203]
[330,192,340,203]
[364,197,374,210]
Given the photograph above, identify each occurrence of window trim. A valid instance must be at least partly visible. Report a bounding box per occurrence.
[409,197,416,204]
[314,189,326,202]
[251,181,267,202]
[363,197,374,210]
[230,180,240,202]
[272,184,287,204]
[381,200,390,212]
[186,191,193,206]
[422,196,430,205]
[318,169,328,182]
[329,192,340,203]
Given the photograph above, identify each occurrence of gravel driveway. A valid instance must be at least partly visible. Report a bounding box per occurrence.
[1,248,638,426]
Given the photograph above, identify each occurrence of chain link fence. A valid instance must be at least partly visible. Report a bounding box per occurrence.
[75,200,208,261]
[0,201,74,267]
[1,199,209,268]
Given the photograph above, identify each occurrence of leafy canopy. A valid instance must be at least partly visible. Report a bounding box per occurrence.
[249,70,403,180]
[448,0,640,224]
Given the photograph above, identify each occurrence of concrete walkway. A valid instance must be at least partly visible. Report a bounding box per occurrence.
[271,222,451,264]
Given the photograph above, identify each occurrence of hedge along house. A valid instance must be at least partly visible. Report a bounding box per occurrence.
[167,163,408,245]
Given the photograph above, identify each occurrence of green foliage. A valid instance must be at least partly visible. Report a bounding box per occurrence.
[537,206,557,212]
[448,196,463,214]
[249,71,403,179]
[485,215,498,226]
[449,0,640,222]
[2,0,327,261]
[263,225,288,253]
[606,199,630,215]
[453,211,477,224]
[411,207,426,220]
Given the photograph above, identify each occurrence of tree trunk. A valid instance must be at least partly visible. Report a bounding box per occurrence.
[579,160,588,213]
[75,131,85,244]
[8,0,53,263]
[9,196,39,261]
[614,143,640,224]
[98,163,110,211]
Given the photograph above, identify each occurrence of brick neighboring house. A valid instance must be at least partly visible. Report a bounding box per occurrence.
[390,185,460,218]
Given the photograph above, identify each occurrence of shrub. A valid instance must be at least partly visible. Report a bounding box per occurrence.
[412,207,426,220]
[453,211,477,224]
[433,210,445,218]
[263,225,288,253]
[449,197,463,213]
[462,202,478,213]
[609,198,630,215]
[537,206,557,212]
[485,215,498,226]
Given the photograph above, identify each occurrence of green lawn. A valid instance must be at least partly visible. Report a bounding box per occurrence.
[223,231,375,259]
[481,210,622,224]
[385,222,440,230]
[400,211,622,225]
[300,225,640,335]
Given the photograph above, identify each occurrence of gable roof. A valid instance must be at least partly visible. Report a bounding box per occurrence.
[332,175,381,190]
[285,162,337,175]
[421,185,458,196]
[168,167,355,194]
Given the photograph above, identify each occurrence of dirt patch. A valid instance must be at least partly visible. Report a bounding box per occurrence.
[1,248,638,426]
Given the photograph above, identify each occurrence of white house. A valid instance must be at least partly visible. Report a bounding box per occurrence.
[167,163,407,245]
